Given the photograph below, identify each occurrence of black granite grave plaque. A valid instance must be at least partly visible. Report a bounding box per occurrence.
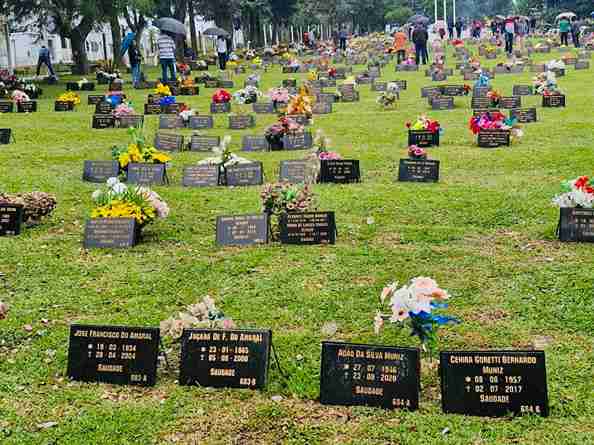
[17,101,37,113]
[155,133,184,151]
[398,159,440,183]
[210,102,231,113]
[542,95,565,107]
[83,218,138,248]
[312,102,333,114]
[67,324,159,386]
[320,342,420,410]
[83,160,120,183]
[179,328,271,388]
[55,101,74,112]
[320,160,360,184]
[472,97,492,109]
[225,162,263,186]
[159,115,184,129]
[432,96,455,110]
[440,350,548,417]
[189,115,214,129]
[88,95,104,105]
[229,115,256,130]
[127,163,167,185]
[0,101,14,113]
[92,115,116,129]
[477,130,511,147]
[512,85,533,96]
[189,135,220,152]
[372,81,388,92]
[279,211,336,245]
[242,136,269,152]
[118,115,144,129]
[144,103,162,115]
[510,108,537,123]
[95,101,114,115]
[499,96,522,109]
[0,204,23,236]
[252,102,275,114]
[283,132,313,150]
[0,128,11,144]
[215,214,269,246]
[408,130,439,147]
[182,165,220,187]
[558,208,594,242]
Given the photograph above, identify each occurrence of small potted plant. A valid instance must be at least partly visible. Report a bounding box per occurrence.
[260,182,316,240]
[89,177,169,243]
[374,278,459,356]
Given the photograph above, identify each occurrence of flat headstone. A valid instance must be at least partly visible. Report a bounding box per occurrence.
[210,102,231,113]
[512,85,533,96]
[398,159,440,183]
[159,115,184,129]
[574,61,590,70]
[67,324,159,386]
[320,342,420,410]
[279,211,336,245]
[510,108,537,123]
[179,328,271,388]
[118,115,144,129]
[229,115,255,130]
[88,95,104,105]
[17,101,37,113]
[189,135,220,152]
[441,85,465,96]
[0,101,14,113]
[421,86,441,98]
[283,132,313,150]
[242,135,269,152]
[0,203,23,236]
[83,160,120,183]
[252,102,275,114]
[215,214,269,246]
[189,115,214,129]
[144,103,162,115]
[126,163,167,185]
[320,160,361,184]
[408,130,439,147]
[477,129,511,148]
[154,133,184,151]
[54,101,74,112]
[499,96,522,109]
[0,128,11,144]
[83,218,138,248]
[431,96,455,110]
[542,95,565,107]
[471,97,492,109]
[440,350,548,417]
[225,162,263,186]
[182,165,220,187]
[95,101,114,115]
[92,115,115,129]
[279,160,313,183]
[312,102,333,114]
[559,208,594,242]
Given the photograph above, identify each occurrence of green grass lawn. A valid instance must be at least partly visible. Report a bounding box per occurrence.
[1,42,593,444]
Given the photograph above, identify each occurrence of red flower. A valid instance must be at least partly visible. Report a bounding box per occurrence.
[212,89,231,103]
[575,176,590,190]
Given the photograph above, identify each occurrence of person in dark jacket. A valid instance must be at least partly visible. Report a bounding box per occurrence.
[412,25,429,65]
[36,45,56,78]
[571,17,581,48]
[456,18,464,38]
[128,41,142,88]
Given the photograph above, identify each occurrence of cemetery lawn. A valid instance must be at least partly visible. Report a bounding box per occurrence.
[1,47,594,445]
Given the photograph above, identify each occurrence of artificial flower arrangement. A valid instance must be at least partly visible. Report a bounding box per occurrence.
[533,72,563,96]
[265,116,305,150]
[408,145,427,160]
[77,78,92,89]
[112,128,172,172]
[376,82,400,109]
[546,60,566,71]
[406,116,442,134]
[212,89,232,104]
[486,89,502,107]
[176,63,191,76]
[178,104,196,124]
[313,130,341,161]
[233,86,261,105]
[11,90,30,103]
[402,55,416,66]
[155,83,172,96]
[57,91,81,107]
[91,177,169,228]
[268,87,291,112]
[286,87,314,120]
[261,182,316,239]
[0,192,57,226]
[181,77,195,88]
[227,60,238,70]
[105,90,126,107]
[327,67,337,79]
[473,72,491,89]
[23,83,41,99]
[484,45,497,58]
[552,176,594,209]
[251,56,262,67]
[196,135,253,184]
[374,278,459,354]
[113,102,135,119]
[469,111,523,141]
[160,296,235,340]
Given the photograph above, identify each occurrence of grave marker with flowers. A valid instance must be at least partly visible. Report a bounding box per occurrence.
[553,176,594,242]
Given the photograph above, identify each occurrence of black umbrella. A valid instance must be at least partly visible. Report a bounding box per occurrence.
[203,27,230,38]
[409,15,430,25]
[154,17,186,36]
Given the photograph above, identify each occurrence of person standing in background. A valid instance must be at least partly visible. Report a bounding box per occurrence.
[529,16,537,34]
[339,27,348,51]
[447,18,454,39]
[504,17,515,55]
[559,17,571,46]
[571,17,581,48]
[412,25,429,65]
[36,45,57,79]
[216,35,228,70]
[157,31,177,83]
[456,18,464,38]
[128,40,142,88]
[393,28,407,64]
[516,18,528,52]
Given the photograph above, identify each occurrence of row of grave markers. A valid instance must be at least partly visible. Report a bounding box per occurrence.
[66,324,549,418]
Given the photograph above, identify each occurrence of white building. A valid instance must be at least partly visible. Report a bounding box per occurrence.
[0,15,216,71]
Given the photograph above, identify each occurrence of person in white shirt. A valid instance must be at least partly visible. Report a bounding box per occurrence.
[157,31,177,83]
[217,36,228,70]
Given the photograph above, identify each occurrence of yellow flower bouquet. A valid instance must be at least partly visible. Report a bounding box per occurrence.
[57,91,81,106]
[155,83,172,96]
[112,128,172,171]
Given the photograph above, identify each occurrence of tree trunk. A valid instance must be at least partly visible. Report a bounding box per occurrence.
[109,14,122,67]
[70,22,93,74]
[188,0,198,56]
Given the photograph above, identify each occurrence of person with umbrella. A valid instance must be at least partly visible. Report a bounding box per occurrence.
[121,32,142,89]
[412,24,429,65]
[559,15,571,46]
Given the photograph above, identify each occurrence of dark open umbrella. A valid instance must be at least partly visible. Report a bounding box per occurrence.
[203,27,230,38]
[154,17,186,36]
[409,14,430,25]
